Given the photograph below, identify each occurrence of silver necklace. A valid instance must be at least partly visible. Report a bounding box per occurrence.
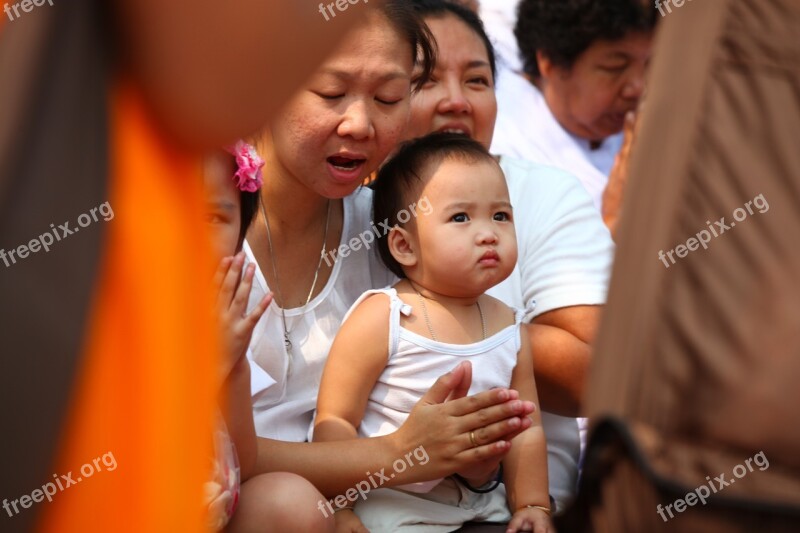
[411,284,486,342]
[260,198,331,355]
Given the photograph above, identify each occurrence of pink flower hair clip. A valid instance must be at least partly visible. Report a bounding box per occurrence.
[225,140,264,193]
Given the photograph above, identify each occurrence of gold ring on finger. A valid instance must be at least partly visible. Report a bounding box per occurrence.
[469,430,478,448]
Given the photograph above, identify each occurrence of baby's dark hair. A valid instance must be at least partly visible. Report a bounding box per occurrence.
[410,0,496,80]
[516,0,657,78]
[372,132,495,278]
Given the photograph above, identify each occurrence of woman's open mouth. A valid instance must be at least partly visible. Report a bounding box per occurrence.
[327,154,367,183]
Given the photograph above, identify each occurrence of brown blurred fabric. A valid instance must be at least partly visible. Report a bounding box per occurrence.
[560,0,800,531]
[0,2,108,532]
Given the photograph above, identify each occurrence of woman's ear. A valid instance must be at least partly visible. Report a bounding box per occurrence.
[536,50,554,80]
[388,226,417,269]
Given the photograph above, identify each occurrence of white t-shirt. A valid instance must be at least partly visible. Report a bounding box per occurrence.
[488,156,613,510]
[479,0,524,72]
[491,67,623,210]
[244,187,394,442]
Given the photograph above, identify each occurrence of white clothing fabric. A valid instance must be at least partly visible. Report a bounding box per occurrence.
[488,155,614,510]
[489,156,612,318]
[353,287,524,494]
[355,477,511,533]
[346,288,521,531]
[247,350,275,397]
[244,187,394,442]
[479,0,523,72]
[491,67,623,210]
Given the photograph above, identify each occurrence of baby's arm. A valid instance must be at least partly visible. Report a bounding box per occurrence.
[315,293,391,442]
[503,326,554,533]
[314,294,391,530]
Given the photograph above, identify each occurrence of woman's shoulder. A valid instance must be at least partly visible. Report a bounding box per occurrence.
[498,156,597,218]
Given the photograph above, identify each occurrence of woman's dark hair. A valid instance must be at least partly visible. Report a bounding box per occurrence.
[410,0,496,80]
[381,0,437,91]
[515,0,657,78]
[238,191,259,251]
[373,132,495,278]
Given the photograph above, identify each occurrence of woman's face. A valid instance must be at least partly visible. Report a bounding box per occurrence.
[203,153,241,263]
[269,12,414,198]
[407,15,497,148]
[539,31,652,142]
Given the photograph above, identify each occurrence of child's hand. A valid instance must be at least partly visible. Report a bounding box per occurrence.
[213,252,271,377]
[506,506,553,533]
[334,509,370,533]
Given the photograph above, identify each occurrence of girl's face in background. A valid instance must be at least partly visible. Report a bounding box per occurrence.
[203,153,241,263]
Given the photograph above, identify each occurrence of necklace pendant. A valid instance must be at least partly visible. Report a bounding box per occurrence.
[284,332,292,353]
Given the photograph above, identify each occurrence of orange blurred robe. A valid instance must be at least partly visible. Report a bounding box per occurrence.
[37,80,219,532]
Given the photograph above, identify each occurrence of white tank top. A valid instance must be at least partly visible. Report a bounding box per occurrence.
[352,287,524,492]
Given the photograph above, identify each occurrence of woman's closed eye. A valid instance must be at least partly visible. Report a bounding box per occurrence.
[314,91,345,101]
[376,95,404,105]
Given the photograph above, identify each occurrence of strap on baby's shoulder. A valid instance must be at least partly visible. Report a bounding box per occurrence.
[342,287,409,358]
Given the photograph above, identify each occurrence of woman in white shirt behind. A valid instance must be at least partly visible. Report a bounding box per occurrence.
[485,0,656,212]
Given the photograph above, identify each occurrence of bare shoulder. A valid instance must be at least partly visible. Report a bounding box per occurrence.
[330,291,392,361]
[344,291,392,330]
[479,294,516,332]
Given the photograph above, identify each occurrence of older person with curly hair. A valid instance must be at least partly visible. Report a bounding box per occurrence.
[487,0,657,212]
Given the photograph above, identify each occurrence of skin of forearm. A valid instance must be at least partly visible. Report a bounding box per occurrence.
[526,323,590,416]
[313,416,359,443]
[221,360,258,481]
[503,427,549,512]
[256,434,435,497]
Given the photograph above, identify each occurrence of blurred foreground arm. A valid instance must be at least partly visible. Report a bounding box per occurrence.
[115,0,383,148]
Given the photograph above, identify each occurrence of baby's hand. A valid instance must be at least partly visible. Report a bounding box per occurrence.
[506,506,553,533]
[213,252,271,377]
[334,509,370,533]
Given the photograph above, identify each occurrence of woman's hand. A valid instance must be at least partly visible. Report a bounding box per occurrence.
[602,110,637,241]
[392,362,535,480]
[213,252,271,377]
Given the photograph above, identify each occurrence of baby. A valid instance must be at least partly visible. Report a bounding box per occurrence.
[314,133,553,533]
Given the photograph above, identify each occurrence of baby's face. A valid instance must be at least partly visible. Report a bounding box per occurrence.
[203,152,242,265]
[409,157,517,297]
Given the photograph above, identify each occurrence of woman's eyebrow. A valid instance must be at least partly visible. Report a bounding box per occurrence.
[462,60,491,69]
[318,67,409,82]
